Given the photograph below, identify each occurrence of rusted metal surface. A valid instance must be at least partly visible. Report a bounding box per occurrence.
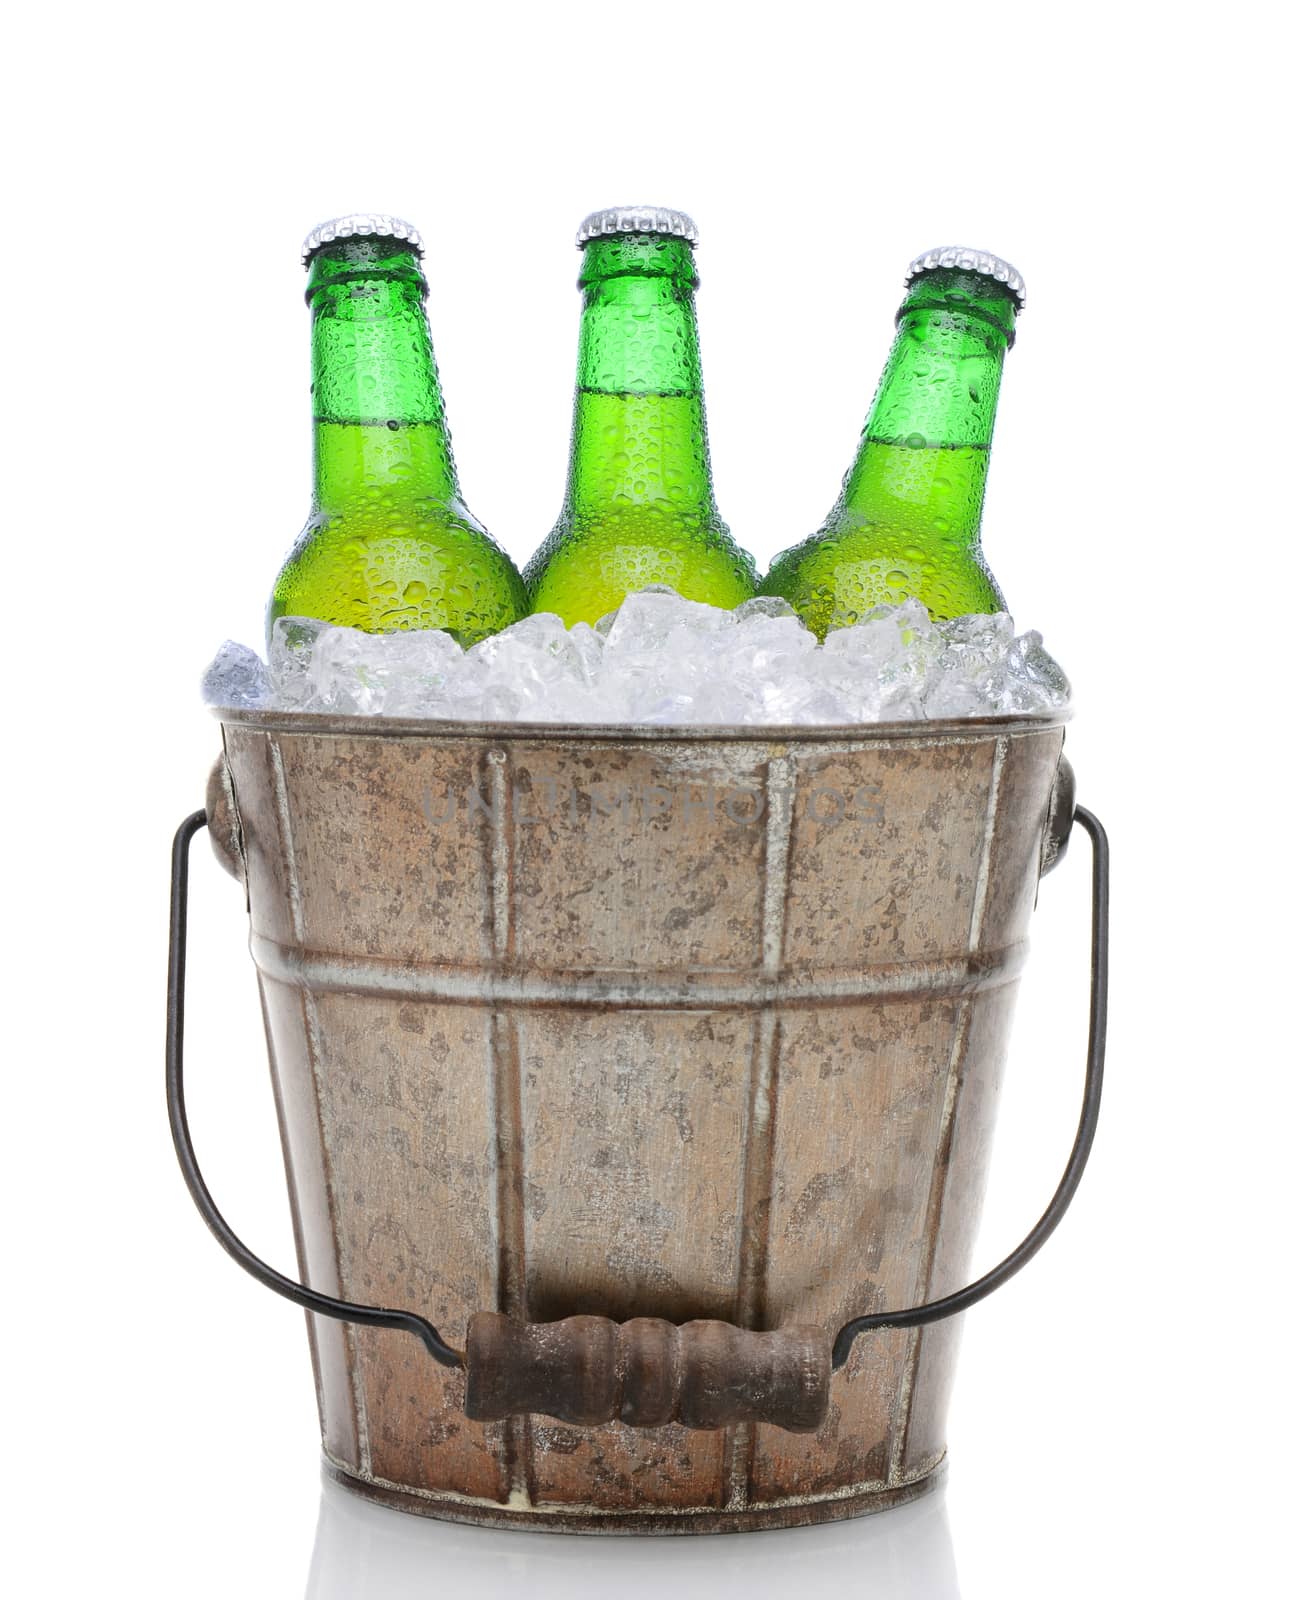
[321,1454,948,1535]
[216,708,1067,1530]
[465,1313,829,1432]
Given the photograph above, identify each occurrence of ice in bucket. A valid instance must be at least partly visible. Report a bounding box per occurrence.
[203,590,1070,726]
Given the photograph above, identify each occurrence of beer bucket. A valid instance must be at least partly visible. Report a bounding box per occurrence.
[167,710,1107,1534]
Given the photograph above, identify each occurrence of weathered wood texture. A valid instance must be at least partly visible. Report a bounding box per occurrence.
[218,712,1066,1531]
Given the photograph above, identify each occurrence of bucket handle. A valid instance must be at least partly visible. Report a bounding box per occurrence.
[167,798,1108,1433]
[166,809,464,1373]
[830,801,1108,1368]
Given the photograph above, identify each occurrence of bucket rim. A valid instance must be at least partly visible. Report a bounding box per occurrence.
[210,705,1070,742]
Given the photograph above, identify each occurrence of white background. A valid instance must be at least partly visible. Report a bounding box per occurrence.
[5,2,1296,1595]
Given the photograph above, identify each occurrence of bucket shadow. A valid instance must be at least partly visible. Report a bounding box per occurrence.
[305,1468,962,1600]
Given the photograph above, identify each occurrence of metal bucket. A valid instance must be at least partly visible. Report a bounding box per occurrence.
[168,710,1107,1534]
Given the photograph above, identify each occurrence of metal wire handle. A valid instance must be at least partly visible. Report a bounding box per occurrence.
[831,804,1108,1367]
[166,809,464,1371]
[167,801,1108,1388]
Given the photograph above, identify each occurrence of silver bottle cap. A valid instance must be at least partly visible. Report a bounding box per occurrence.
[576,205,698,248]
[301,214,424,267]
[905,246,1025,309]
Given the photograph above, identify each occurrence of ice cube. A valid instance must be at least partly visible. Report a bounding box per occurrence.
[923,677,997,719]
[922,612,1016,717]
[472,612,598,687]
[268,616,333,708]
[468,612,609,722]
[201,640,269,709]
[602,587,736,655]
[726,608,817,663]
[734,595,799,623]
[1000,629,1072,712]
[818,598,937,719]
[568,621,605,683]
[307,625,466,715]
[480,683,524,721]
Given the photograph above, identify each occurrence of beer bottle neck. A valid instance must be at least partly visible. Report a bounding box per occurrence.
[564,234,717,517]
[838,268,1018,541]
[306,239,459,509]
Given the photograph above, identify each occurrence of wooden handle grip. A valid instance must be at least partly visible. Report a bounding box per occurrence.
[464,1313,830,1433]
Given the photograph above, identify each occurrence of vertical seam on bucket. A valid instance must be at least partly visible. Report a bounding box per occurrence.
[267,733,372,1480]
[304,987,372,1478]
[484,749,513,962]
[761,754,795,974]
[489,1010,532,1507]
[268,738,304,944]
[482,747,532,1506]
[967,739,1008,955]
[257,971,327,1439]
[888,734,1007,1486]
[725,753,797,1510]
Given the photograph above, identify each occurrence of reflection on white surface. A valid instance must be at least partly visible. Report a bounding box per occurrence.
[306,1470,961,1600]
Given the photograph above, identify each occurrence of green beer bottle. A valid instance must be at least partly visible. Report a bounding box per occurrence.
[760,247,1025,637]
[525,206,757,625]
[269,214,526,644]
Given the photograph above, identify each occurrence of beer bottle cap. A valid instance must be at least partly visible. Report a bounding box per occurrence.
[301,214,424,266]
[905,247,1025,310]
[576,206,699,248]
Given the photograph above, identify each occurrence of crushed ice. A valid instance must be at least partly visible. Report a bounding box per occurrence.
[202,588,1070,724]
